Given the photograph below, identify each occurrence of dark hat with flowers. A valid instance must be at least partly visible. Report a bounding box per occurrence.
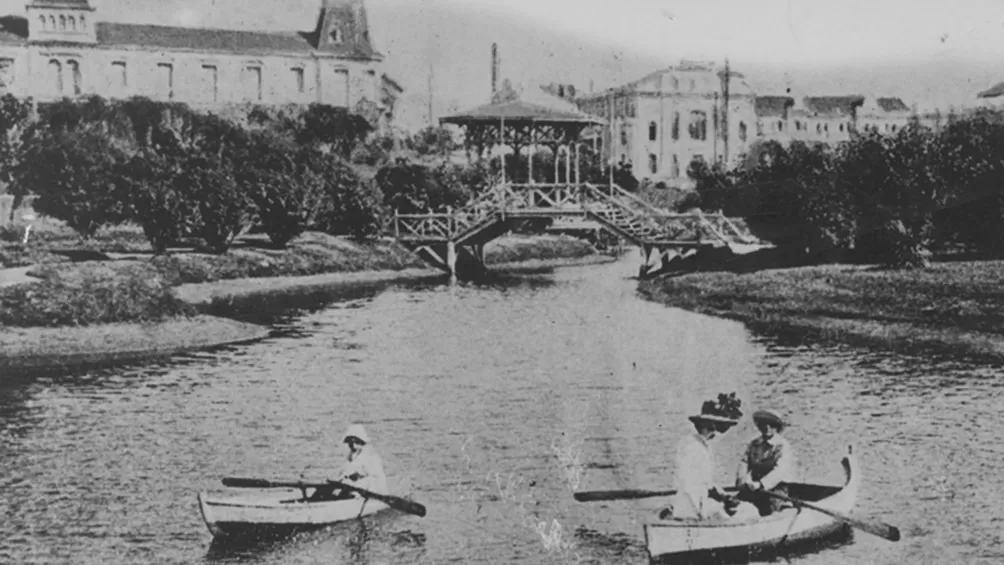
[689,392,743,429]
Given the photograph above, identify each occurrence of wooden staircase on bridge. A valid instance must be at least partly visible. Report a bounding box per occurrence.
[387,182,765,277]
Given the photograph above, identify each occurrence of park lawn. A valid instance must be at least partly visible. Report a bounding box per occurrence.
[638,261,1004,361]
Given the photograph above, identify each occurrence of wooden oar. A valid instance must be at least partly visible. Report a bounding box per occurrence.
[763,490,900,542]
[574,486,739,503]
[222,477,427,518]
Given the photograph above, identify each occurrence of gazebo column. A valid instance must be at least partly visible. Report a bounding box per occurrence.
[565,144,572,185]
[552,144,560,183]
[575,142,581,185]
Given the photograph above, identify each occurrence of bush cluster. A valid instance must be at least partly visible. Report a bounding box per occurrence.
[685,110,1004,268]
[6,96,391,253]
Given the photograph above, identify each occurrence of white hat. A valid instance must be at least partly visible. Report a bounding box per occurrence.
[342,424,370,445]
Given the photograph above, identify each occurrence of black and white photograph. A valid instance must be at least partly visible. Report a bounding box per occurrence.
[0,0,1000,563]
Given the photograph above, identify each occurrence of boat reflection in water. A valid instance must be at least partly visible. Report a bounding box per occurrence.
[205,512,427,564]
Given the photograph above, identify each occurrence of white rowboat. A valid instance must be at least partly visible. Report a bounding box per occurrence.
[644,445,861,563]
[197,478,411,539]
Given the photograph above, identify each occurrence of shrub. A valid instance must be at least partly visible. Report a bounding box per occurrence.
[118,150,196,253]
[0,262,194,327]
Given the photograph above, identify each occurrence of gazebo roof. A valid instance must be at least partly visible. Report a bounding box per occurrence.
[440,90,604,126]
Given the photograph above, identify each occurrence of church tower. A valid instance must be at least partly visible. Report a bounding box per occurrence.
[313,0,377,57]
[27,0,98,44]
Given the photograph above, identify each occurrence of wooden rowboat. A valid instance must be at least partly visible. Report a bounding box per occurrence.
[644,445,861,564]
[197,478,411,539]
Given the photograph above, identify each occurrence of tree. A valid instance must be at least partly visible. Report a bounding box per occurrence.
[13,128,129,238]
[298,103,373,158]
[118,149,197,253]
[236,133,329,247]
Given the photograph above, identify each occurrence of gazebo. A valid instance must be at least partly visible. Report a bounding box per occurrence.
[439,88,605,185]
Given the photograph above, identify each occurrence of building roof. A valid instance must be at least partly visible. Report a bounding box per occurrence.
[978,81,1004,99]
[0,15,381,59]
[440,99,604,126]
[29,0,92,7]
[876,97,910,112]
[755,96,794,117]
[803,96,865,116]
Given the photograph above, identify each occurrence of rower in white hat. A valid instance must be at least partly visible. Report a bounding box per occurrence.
[310,423,387,501]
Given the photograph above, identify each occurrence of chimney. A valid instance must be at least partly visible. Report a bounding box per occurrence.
[491,43,499,96]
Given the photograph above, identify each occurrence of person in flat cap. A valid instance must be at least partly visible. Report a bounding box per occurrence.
[732,409,799,517]
[660,393,743,521]
[310,424,387,501]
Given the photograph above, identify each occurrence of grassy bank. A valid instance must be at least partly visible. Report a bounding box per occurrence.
[0,223,602,329]
[637,261,1004,362]
[0,316,270,373]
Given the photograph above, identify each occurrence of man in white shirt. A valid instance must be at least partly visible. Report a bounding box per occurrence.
[732,409,798,517]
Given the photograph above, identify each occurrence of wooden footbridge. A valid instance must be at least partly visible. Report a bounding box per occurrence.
[387,181,764,278]
[385,86,764,278]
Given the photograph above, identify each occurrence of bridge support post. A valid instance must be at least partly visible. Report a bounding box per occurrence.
[447,240,457,279]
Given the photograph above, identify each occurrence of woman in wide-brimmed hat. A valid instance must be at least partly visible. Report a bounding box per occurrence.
[661,394,743,521]
[733,409,799,517]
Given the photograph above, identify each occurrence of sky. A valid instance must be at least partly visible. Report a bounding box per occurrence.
[1,0,1002,130]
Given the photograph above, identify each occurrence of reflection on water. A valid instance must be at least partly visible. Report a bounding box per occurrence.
[1,254,1001,565]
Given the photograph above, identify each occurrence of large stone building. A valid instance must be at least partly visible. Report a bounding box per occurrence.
[0,0,402,128]
[575,61,928,188]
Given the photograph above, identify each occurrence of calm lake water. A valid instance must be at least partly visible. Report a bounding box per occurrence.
[1,253,1001,565]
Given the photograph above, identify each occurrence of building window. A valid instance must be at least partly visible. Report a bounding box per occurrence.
[157,63,174,99]
[671,77,679,91]
[824,123,829,133]
[620,126,628,146]
[111,61,127,94]
[891,124,897,132]
[648,153,658,174]
[80,16,86,30]
[330,27,341,43]
[777,120,783,131]
[68,16,75,31]
[38,15,45,30]
[648,121,657,141]
[49,15,55,29]
[243,66,263,101]
[48,59,62,95]
[738,121,747,142]
[201,65,218,102]
[839,123,845,132]
[671,154,679,178]
[795,120,801,131]
[689,79,695,92]
[689,110,707,141]
[671,112,680,140]
[67,60,81,95]
[292,68,305,93]
[0,58,12,89]
[627,99,636,118]
[816,123,822,134]
[332,68,349,106]
[756,121,763,136]
[59,15,65,31]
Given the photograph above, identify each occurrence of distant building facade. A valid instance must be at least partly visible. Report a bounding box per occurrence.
[0,0,402,129]
[575,61,932,188]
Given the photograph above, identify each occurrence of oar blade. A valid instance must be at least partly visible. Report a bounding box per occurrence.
[855,519,900,543]
[223,477,279,488]
[573,489,676,502]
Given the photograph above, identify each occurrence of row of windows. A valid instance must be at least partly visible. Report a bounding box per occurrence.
[44,59,348,104]
[39,14,87,32]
